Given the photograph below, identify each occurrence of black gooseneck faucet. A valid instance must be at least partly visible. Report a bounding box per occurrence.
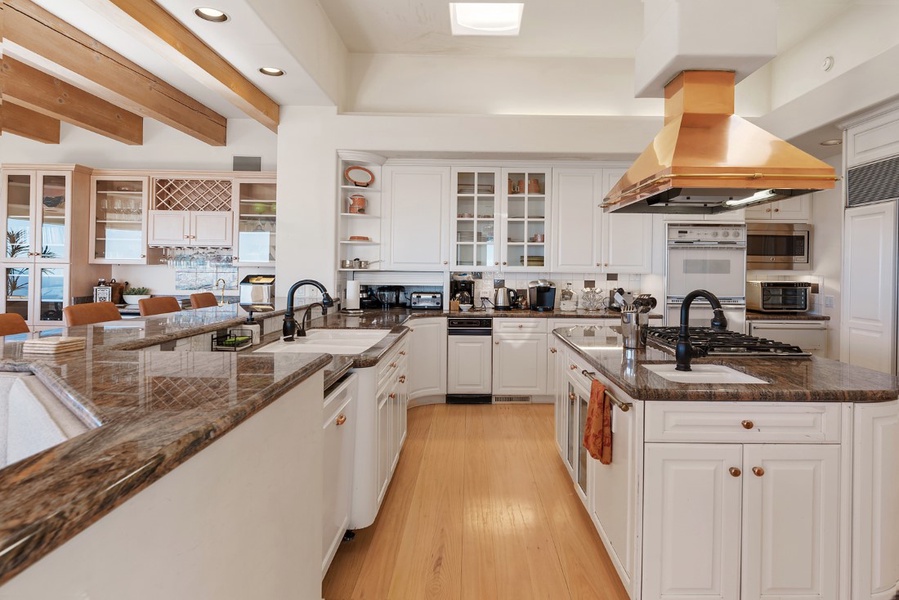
[675,289,728,372]
[283,279,334,341]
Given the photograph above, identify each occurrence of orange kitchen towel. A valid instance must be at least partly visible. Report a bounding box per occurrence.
[583,378,612,464]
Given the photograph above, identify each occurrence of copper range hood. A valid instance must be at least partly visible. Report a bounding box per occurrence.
[603,71,838,214]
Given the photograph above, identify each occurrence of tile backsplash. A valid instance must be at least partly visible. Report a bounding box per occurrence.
[175,265,238,291]
[469,272,644,308]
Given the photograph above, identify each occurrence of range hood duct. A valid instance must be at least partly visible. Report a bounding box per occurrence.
[603,71,838,214]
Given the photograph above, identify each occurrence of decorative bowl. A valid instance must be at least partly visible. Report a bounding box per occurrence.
[123,294,151,305]
[459,304,473,312]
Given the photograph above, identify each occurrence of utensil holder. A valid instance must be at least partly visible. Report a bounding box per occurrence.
[621,309,648,349]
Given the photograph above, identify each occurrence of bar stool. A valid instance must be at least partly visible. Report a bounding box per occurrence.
[138,296,182,317]
[189,292,218,309]
[0,313,30,336]
[63,302,123,326]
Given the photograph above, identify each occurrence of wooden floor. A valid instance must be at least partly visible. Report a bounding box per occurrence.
[322,403,630,600]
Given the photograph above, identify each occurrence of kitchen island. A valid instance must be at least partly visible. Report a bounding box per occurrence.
[552,324,899,600]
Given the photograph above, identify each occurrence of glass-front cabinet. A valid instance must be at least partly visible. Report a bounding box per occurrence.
[501,169,548,270]
[89,176,150,264]
[234,178,276,266]
[4,170,70,264]
[4,265,69,325]
[451,168,499,269]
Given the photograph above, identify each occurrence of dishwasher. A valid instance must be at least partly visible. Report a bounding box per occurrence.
[446,317,493,404]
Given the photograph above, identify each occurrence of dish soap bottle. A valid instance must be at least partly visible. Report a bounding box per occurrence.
[560,282,577,311]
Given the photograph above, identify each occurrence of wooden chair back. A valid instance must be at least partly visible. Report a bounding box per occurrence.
[138,296,182,317]
[0,313,30,336]
[189,292,218,309]
[63,302,123,326]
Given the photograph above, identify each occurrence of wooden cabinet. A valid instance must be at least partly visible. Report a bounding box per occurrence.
[407,317,447,401]
[233,178,276,266]
[744,196,810,221]
[321,374,357,577]
[451,167,500,269]
[338,152,384,272]
[643,406,842,600]
[551,167,652,274]
[1,165,109,326]
[493,319,548,395]
[852,400,899,599]
[90,175,151,264]
[381,165,450,270]
[148,210,233,247]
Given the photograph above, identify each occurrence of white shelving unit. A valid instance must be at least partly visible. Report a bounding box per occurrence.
[337,152,386,272]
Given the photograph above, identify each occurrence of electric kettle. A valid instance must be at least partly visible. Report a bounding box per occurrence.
[494,287,518,311]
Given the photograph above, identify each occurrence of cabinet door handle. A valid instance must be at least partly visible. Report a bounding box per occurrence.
[399,350,406,356]
[502,261,507,266]
[140,254,146,258]
[729,467,742,477]
[390,362,397,368]
[398,375,406,383]
[569,392,577,401]
[336,414,347,426]
[495,341,500,345]
[389,393,397,399]
[549,347,557,354]
[518,324,523,329]
[752,466,765,477]
[774,208,780,213]
[495,261,499,265]
[741,420,754,429]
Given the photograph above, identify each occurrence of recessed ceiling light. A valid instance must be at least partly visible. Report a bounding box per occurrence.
[259,67,285,77]
[820,138,842,146]
[449,3,524,36]
[194,7,229,22]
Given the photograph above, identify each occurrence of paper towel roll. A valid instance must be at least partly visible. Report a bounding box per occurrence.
[346,280,360,310]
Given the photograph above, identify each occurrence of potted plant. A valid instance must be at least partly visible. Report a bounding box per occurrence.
[122,286,151,305]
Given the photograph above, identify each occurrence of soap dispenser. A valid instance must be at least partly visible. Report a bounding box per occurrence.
[560,282,577,311]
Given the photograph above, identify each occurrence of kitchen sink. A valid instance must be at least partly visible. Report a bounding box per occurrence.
[255,329,391,355]
[643,364,769,385]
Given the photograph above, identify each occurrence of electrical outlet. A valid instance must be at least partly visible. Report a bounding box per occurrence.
[480,291,489,299]
[825,295,835,308]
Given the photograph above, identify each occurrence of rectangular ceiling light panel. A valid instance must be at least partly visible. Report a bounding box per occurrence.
[449,3,524,36]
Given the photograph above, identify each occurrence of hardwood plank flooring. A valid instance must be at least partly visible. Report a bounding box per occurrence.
[322,403,630,600]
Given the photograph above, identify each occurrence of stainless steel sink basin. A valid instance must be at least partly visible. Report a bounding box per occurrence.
[255,329,391,355]
[643,364,769,384]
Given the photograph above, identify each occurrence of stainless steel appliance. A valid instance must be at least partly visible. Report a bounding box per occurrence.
[528,280,555,312]
[645,327,811,357]
[746,281,812,312]
[409,291,443,310]
[494,287,518,310]
[450,276,474,303]
[446,317,492,404]
[746,223,811,270]
[666,223,747,331]
[376,285,406,307]
[239,274,275,306]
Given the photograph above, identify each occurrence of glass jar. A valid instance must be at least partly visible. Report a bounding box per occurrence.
[560,282,577,311]
[581,288,603,311]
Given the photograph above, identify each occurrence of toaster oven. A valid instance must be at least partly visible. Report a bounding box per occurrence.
[746,281,812,313]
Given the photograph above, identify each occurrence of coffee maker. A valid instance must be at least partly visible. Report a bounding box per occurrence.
[450,276,474,304]
[528,279,556,312]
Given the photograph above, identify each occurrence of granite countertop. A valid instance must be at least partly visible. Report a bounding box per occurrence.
[445,307,663,319]
[745,310,831,321]
[0,301,414,587]
[554,324,898,403]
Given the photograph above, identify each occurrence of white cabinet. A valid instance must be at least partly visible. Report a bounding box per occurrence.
[451,167,500,269]
[842,202,896,374]
[845,105,899,168]
[376,382,393,503]
[407,317,447,401]
[90,175,152,264]
[233,177,276,266]
[500,168,550,270]
[148,210,233,247]
[852,400,899,600]
[643,434,841,599]
[338,152,384,272]
[551,168,652,274]
[321,374,357,578]
[493,319,548,395]
[382,165,450,270]
[446,334,492,395]
[747,320,827,357]
[744,196,810,221]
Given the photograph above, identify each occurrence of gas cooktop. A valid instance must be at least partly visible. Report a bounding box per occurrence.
[645,327,811,358]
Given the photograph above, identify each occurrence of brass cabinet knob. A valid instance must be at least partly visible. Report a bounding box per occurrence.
[570,364,577,370]
[140,254,146,258]
[569,393,577,401]
[399,350,406,356]
[336,414,347,426]
[399,375,406,383]
[518,324,523,329]
[774,208,780,213]
[741,420,754,429]
[390,362,397,368]
[495,341,500,345]
[549,347,557,354]
[389,393,397,399]
[752,466,765,477]
[502,261,507,265]
[729,467,742,477]
[443,261,448,265]
[494,261,499,265]
[597,262,601,267]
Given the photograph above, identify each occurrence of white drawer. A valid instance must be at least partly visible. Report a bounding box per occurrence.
[644,401,841,443]
[493,319,547,333]
[377,341,407,384]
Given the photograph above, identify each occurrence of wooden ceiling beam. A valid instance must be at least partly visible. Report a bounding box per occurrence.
[86,0,279,133]
[3,0,227,146]
[2,101,61,144]
[2,57,143,145]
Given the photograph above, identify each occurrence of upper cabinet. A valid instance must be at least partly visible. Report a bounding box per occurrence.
[551,167,652,274]
[382,165,450,271]
[845,105,899,168]
[451,168,500,269]
[147,177,234,247]
[3,169,71,264]
[501,168,550,271]
[234,177,276,266]
[744,196,810,221]
[90,175,150,264]
[337,152,385,272]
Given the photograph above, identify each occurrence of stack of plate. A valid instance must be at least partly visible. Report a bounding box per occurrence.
[22,337,86,355]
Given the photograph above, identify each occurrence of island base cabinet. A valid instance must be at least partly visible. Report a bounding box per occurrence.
[642,443,841,600]
[853,400,899,600]
[322,374,358,578]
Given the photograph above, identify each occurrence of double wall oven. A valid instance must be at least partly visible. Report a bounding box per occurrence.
[666,223,747,333]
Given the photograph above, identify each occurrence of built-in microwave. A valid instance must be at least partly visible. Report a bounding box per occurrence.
[746,223,810,270]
